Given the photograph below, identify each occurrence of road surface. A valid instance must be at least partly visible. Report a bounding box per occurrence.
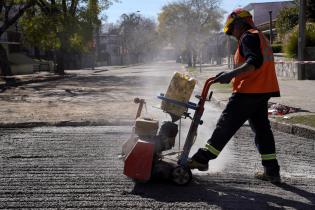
[0,62,314,209]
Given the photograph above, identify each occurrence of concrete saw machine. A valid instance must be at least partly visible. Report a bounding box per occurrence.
[122,73,215,185]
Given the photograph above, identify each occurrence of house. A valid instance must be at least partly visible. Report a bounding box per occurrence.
[243,1,294,41]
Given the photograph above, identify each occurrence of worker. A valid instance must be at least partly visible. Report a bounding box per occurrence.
[188,8,281,183]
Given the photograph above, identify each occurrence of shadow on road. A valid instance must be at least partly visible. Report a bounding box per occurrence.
[130,175,314,210]
[275,182,315,206]
[0,75,68,92]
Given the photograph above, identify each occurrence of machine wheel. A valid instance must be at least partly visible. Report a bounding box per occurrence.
[171,166,192,185]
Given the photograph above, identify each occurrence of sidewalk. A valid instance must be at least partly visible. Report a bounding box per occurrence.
[0,69,135,128]
[1,65,314,139]
[187,64,315,139]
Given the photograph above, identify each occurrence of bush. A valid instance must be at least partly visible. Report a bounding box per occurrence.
[275,7,299,41]
[271,43,282,53]
[283,22,315,58]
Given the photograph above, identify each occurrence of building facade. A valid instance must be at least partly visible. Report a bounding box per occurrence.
[243,1,294,41]
[97,33,123,66]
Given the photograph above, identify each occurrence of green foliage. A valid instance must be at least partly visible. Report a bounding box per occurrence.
[0,1,35,34]
[306,0,315,22]
[87,0,101,26]
[276,1,315,42]
[19,0,116,53]
[279,114,315,128]
[283,22,315,58]
[271,43,282,53]
[275,7,299,41]
[19,12,61,50]
[294,0,315,22]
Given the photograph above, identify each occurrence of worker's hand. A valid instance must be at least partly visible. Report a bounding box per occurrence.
[215,71,226,77]
[213,71,234,84]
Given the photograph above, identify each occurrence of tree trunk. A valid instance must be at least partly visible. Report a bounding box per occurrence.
[187,50,192,67]
[34,47,41,60]
[0,44,15,83]
[193,52,196,67]
[55,33,68,74]
[55,50,65,75]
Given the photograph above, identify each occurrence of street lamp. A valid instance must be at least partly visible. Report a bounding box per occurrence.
[269,10,273,45]
[298,0,306,80]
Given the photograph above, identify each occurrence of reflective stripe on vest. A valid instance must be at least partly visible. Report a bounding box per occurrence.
[233,29,280,94]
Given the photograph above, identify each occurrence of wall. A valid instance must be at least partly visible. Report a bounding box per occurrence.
[274,48,315,80]
[274,54,298,79]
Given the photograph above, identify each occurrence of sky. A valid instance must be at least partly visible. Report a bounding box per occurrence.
[105,0,290,24]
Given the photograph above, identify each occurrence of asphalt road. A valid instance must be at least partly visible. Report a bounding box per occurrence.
[0,61,314,209]
[0,126,314,209]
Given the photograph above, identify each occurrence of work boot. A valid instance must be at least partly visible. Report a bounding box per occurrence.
[255,166,281,184]
[187,148,213,171]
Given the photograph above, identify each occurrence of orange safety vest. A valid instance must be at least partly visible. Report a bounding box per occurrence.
[233,29,280,95]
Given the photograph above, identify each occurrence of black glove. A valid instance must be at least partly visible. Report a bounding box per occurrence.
[213,71,234,84]
[215,71,226,77]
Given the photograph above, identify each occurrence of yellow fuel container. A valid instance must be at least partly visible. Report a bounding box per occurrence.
[161,72,196,117]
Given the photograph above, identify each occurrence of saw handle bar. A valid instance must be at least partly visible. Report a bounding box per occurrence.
[177,77,215,166]
[200,77,215,102]
[193,77,215,112]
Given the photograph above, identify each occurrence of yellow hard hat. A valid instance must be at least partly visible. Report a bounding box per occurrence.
[223,8,253,33]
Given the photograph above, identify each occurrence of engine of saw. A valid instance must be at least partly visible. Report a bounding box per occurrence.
[134,119,178,154]
[123,117,187,185]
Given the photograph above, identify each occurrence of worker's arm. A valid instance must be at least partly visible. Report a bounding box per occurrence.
[214,62,255,83]
[214,32,263,84]
[229,62,256,77]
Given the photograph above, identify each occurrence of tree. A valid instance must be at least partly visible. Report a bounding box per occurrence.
[306,0,315,22]
[158,0,223,67]
[119,13,140,64]
[0,0,36,83]
[294,0,315,22]
[19,0,117,74]
[276,0,315,42]
[119,13,159,64]
[275,7,299,41]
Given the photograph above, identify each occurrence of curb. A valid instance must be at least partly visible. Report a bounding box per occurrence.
[0,120,134,128]
[269,120,315,139]
[211,95,315,139]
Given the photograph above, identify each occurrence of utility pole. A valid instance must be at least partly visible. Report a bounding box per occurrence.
[298,0,306,80]
[269,11,273,45]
